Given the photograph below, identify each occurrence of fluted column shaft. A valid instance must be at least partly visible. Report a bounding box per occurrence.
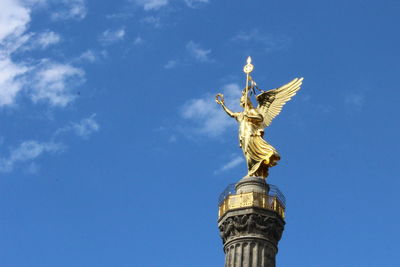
[224,239,276,267]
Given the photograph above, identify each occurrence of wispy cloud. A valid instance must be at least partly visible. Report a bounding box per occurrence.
[0,1,98,174]
[55,114,100,138]
[99,28,125,45]
[132,0,207,11]
[141,16,161,28]
[75,50,97,63]
[33,31,61,49]
[232,29,291,52]
[164,59,178,69]
[0,57,29,106]
[71,115,100,138]
[0,0,31,106]
[181,83,242,137]
[0,141,65,173]
[316,104,333,114]
[20,30,61,51]
[133,36,144,45]
[214,155,244,174]
[30,60,85,107]
[345,92,365,111]
[186,41,213,63]
[106,12,134,20]
[51,0,87,21]
[0,1,86,108]
[0,0,30,42]
[184,0,209,8]
[164,42,212,68]
[0,114,100,174]
[133,0,169,11]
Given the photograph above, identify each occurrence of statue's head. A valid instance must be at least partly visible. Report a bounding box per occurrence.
[240,92,253,108]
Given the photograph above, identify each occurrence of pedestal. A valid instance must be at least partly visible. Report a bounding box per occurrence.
[218,177,285,267]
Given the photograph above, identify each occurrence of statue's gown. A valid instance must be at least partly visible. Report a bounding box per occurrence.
[236,109,280,177]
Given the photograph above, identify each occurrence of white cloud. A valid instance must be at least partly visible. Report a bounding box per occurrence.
[34,31,61,48]
[30,61,85,107]
[0,1,34,55]
[106,12,134,20]
[54,114,100,138]
[0,0,30,42]
[0,1,85,108]
[99,28,125,45]
[51,0,87,21]
[134,0,169,10]
[0,0,31,107]
[21,30,61,51]
[316,104,333,114]
[0,140,64,173]
[184,0,209,8]
[133,36,144,45]
[70,114,99,138]
[0,57,29,106]
[215,155,244,174]
[141,16,161,28]
[164,59,178,69]
[232,29,291,52]
[0,114,100,173]
[345,93,364,111]
[0,1,96,174]
[76,50,97,63]
[181,83,242,137]
[186,41,212,63]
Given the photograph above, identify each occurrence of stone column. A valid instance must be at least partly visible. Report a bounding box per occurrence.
[218,178,285,267]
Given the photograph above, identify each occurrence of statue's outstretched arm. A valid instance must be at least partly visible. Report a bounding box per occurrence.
[216,93,238,119]
[221,103,238,118]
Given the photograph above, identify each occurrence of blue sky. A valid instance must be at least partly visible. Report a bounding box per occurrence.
[0,0,399,266]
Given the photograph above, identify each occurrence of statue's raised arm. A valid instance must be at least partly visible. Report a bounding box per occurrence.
[215,93,239,119]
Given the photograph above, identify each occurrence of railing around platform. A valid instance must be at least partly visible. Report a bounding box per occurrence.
[218,184,286,219]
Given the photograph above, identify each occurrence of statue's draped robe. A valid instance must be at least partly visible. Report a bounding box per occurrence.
[236,109,280,177]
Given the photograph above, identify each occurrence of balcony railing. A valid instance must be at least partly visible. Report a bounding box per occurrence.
[218,183,286,219]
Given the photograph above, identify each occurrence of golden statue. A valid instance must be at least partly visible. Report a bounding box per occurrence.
[216,57,303,178]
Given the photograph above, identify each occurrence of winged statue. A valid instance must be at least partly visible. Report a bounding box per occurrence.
[216,58,303,179]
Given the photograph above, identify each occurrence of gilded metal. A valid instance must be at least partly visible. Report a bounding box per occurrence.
[216,58,303,178]
[243,56,254,74]
[218,192,285,219]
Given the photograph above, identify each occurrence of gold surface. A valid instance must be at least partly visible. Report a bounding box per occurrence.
[218,192,285,219]
[243,56,254,74]
[215,58,303,178]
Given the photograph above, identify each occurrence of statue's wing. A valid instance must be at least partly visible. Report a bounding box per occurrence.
[256,77,303,127]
